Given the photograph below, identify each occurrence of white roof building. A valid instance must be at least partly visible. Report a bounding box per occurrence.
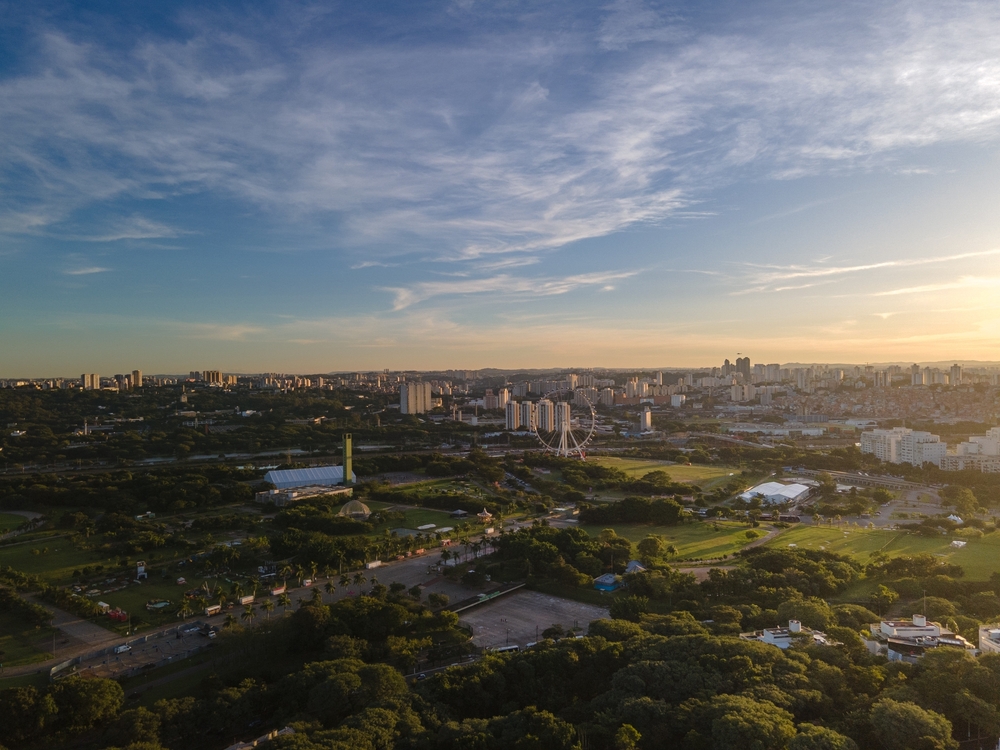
[264,465,354,490]
[739,481,811,505]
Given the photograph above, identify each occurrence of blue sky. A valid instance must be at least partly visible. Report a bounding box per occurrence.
[3,0,1000,375]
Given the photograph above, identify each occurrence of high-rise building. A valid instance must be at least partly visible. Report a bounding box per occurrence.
[400,382,432,414]
[519,401,536,431]
[951,364,963,387]
[132,369,143,388]
[639,407,652,432]
[81,373,99,390]
[204,370,223,384]
[736,357,751,378]
[536,399,555,432]
[555,402,571,434]
[505,402,521,430]
[498,388,510,410]
[861,427,945,467]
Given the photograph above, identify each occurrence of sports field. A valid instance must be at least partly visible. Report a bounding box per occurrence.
[764,524,1000,580]
[578,519,759,561]
[0,513,26,532]
[588,458,737,489]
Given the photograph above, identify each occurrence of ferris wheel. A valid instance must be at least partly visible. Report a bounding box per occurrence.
[533,390,597,459]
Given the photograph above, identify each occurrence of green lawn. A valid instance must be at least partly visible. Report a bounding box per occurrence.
[578,520,760,561]
[0,513,27,532]
[0,541,100,583]
[0,610,54,666]
[588,458,737,488]
[764,525,1000,580]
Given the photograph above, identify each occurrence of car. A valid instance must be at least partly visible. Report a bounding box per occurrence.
[416,673,427,681]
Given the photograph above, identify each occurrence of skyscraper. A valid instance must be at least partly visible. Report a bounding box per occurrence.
[132,369,143,388]
[536,399,555,432]
[400,382,432,414]
[81,373,99,390]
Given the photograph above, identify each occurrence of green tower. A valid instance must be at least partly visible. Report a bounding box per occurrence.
[342,433,353,486]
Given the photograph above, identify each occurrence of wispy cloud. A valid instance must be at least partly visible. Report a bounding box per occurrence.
[733,249,1000,294]
[63,266,111,275]
[384,270,639,310]
[875,276,1000,296]
[4,2,1000,261]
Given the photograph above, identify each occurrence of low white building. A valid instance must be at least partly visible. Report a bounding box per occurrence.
[979,625,1000,655]
[740,620,836,649]
[739,482,811,505]
[864,615,974,663]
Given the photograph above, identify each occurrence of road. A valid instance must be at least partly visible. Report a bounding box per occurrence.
[5,537,505,680]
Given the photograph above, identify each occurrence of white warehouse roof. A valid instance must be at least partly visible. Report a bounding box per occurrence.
[264,465,354,489]
[740,481,811,505]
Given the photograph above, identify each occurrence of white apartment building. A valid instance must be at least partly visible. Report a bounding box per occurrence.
[861,427,945,467]
[519,401,536,431]
[81,373,100,390]
[555,402,571,433]
[400,382,432,414]
[505,402,521,430]
[536,399,555,432]
[670,394,686,407]
[639,407,652,432]
[599,388,616,407]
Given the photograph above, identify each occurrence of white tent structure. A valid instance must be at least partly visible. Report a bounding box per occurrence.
[739,482,811,505]
[264,465,354,490]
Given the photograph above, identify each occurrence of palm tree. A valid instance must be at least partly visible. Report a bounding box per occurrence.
[178,600,194,619]
[260,599,275,621]
[241,603,257,628]
[249,576,261,596]
[339,574,350,588]
[352,571,366,587]
[277,592,292,615]
[295,564,306,586]
[324,580,336,601]
[309,562,319,583]
[309,587,323,606]
[231,581,244,600]
[223,613,237,629]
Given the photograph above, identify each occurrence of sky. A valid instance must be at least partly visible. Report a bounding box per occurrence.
[3,0,1000,376]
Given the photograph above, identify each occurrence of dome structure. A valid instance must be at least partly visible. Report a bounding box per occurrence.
[337,499,372,520]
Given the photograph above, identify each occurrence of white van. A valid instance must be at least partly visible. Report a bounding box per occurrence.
[113,644,131,654]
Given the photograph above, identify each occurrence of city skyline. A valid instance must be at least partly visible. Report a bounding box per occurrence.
[4,1,1000,374]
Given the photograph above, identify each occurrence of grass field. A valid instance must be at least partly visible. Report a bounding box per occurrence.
[0,541,101,582]
[764,525,1000,580]
[0,610,54,666]
[0,513,26,532]
[588,458,738,489]
[578,520,760,561]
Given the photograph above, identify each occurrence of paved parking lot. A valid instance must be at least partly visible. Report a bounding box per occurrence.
[459,590,609,650]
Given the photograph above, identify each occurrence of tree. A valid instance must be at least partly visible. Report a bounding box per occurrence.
[352,571,367,587]
[309,587,324,606]
[609,595,649,622]
[869,699,957,750]
[241,603,257,628]
[223,613,237,629]
[260,599,275,621]
[278,592,292,615]
[789,725,859,750]
[710,695,797,750]
[324,580,336,601]
[614,724,641,750]
[427,592,449,608]
[869,585,898,617]
[51,676,124,733]
[636,535,664,563]
[177,599,194,620]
